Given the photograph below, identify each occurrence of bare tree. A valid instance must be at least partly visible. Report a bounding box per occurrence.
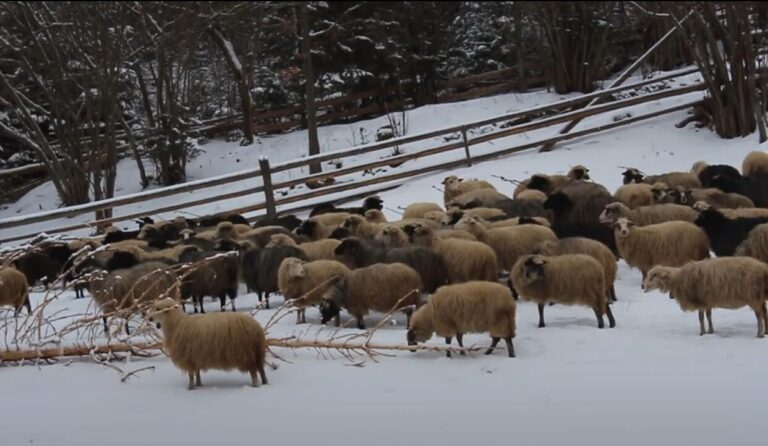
[299,2,321,174]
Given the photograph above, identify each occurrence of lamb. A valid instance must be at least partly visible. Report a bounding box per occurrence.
[614,183,653,209]
[694,209,768,257]
[402,202,443,219]
[622,168,701,189]
[735,224,768,263]
[408,224,498,283]
[266,234,342,261]
[692,161,741,187]
[743,151,768,178]
[708,173,768,208]
[533,237,617,301]
[692,201,768,218]
[442,175,496,207]
[454,215,557,276]
[407,281,516,358]
[0,267,31,316]
[642,259,768,337]
[319,262,422,329]
[613,217,710,279]
[147,298,267,390]
[241,245,308,308]
[511,255,615,329]
[88,261,179,334]
[333,237,448,293]
[277,257,351,324]
[673,187,755,209]
[543,180,615,225]
[598,202,697,226]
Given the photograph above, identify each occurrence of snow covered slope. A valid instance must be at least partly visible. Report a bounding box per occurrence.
[3,69,768,446]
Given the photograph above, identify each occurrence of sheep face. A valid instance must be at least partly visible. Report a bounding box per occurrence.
[146,297,180,323]
[319,282,345,324]
[691,161,707,175]
[180,229,196,241]
[612,218,635,238]
[441,176,462,190]
[522,256,547,281]
[407,326,432,346]
[570,165,590,180]
[282,258,306,279]
[694,209,726,231]
[671,189,694,206]
[423,211,446,226]
[363,196,384,211]
[295,220,318,238]
[599,203,625,224]
[642,267,675,293]
[528,174,551,192]
[622,168,644,185]
[650,184,670,204]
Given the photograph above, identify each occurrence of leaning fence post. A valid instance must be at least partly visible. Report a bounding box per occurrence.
[258,156,277,219]
[462,128,472,167]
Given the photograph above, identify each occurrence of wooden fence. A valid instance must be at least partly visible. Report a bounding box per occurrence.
[0,67,704,245]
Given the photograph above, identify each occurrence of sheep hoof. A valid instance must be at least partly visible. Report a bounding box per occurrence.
[538,322,545,328]
[484,348,494,355]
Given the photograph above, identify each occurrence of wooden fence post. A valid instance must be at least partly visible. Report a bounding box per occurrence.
[462,128,472,167]
[259,157,277,219]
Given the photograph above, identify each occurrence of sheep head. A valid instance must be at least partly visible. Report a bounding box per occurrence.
[319,278,345,325]
[409,224,434,247]
[522,255,547,281]
[341,215,365,232]
[364,209,387,223]
[527,174,551,192]
[406,307,434,348]
[215,221,236,239]
[423,211,447,226]
[441,175,462,189]
[612,218,635,238]
[147,297,181,324]
[622,168,644,185]
[363,196,384,211]
[694,209,726,231]
[599,202,627,224]
[330,227,351,240]
[543,192,572,213]
[266,234,294,248]
[692,201,712,212]
[691,161,708,176]
[569,165,590,180]
[282,257,306,279]
[642,266,677,293]
[650,183,670,204]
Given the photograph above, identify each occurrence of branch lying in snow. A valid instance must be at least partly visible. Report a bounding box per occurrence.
[491,174,522,185]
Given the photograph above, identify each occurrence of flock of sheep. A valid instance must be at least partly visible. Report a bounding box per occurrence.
[3,150,768,389]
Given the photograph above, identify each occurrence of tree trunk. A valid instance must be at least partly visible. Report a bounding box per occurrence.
[209,27,254,146]
[300,3,321,174]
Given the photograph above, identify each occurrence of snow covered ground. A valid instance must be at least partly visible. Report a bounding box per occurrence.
[3,68,768,446]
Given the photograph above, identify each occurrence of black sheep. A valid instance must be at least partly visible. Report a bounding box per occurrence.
[252,214,303,231]
[308,196,383,217]
[709,174,768,208]
[196,213,249,228]
[13,244,73,288]
[694,209,768,256]
[543,180,614,226]
[240,245,308,308]
[103,229,140,244]
[697,164,741,188]
[550,222,618,257]
[334,237,448,293]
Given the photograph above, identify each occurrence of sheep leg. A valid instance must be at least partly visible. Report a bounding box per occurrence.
[198,296,206,314]
[334,314,340,327]
[124,321,131,336]
[264,292,270,310]
[229,293,237,312]
[456,333,466,356]
[259,366,268,385]
[507,279,518,300]
[195,371,202,387]
[445,337,452,358]
[706,309,714,334]
[593,307,605,329]
[610,284,617,302]
[605,304,616,328]
[357,319,365,330]
[249,369,261,387]
[698,311,706,336]
[762,303,768,336]
[504,337,515,357]
[485,337,500,355]
[219,295,226,312]
[755,308,765,339]
[102,317,109,334]
[537,304,546,328]
[188,372,196,390]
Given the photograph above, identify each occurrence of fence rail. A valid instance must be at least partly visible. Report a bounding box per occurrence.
[0,67,703,245]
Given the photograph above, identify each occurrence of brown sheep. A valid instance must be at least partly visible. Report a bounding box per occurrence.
[0,267,31,316]
[743,151,768,177]
[375,225,411,248]
[614,183,653,209]
[735,223,768,263]
[643,258,768,337]
[409,224,498,283]
[147,298,267,390]
[341,214,383,239]
[613,218,710,280]
[511,254,615,329]
[692,201,768,219]
[402,202,444,219]
[364,209,388,224]
[599,202,698,226]
[320,262,422,329]
[277,257,351,324]
[407,281,516,358]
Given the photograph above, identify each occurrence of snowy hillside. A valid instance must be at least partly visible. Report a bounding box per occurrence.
[3,77,768,446]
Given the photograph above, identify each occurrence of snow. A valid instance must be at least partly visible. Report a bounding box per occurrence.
[3,67,768,445]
